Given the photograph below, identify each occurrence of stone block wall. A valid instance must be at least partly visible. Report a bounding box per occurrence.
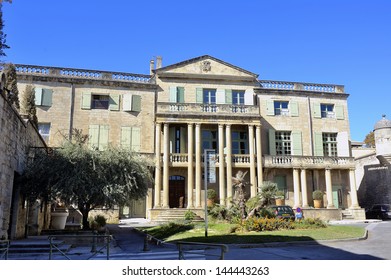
[0,73,47,239]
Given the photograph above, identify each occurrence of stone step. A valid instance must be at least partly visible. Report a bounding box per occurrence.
[8,239,71,254]
[154,210,204,223]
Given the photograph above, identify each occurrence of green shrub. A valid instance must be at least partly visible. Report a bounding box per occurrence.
[89,214,107,230]
[294,217,327,229]
[244,217,294,232]
[184,210,196,221]
[209,204,227,220]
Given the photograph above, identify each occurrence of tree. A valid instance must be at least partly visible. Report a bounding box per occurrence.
[232,170,250,219]
[246,181,278,219]
[19,129,153,229]
[364,131,375,147]
[4,63,19,108]
[20,85,38,127]
[0,3,10,59]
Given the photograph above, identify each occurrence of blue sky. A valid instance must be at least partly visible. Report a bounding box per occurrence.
[2,0,390,142]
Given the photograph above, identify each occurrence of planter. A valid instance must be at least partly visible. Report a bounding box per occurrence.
[51,210,69,229]
[275,198,285,206]
[314,199,322,209]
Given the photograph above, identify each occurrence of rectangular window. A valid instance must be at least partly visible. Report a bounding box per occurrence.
[232,131,248,154]
[321,104,335,118]
[89,125,109,150]
[203,89,216,104]
[38,123,50,142]
[274,101,289,116]
[275,131,291,155]
[323,133,337,156]
[232,90,245,105]
[202,130,217,151]
[121,126,141,152]
[35,88,53,106]
[91,95,110,109]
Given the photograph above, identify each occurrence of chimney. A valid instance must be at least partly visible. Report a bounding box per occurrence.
[156,56,162,69]
[150,59,155,75]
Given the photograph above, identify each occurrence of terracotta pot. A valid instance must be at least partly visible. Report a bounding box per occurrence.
[275,198,285,206]
[314,199,322,209]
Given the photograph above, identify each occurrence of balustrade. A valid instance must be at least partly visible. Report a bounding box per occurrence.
[263,155,355,169]
[259,80,345,94]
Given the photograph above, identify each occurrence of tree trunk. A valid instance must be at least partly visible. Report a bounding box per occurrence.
[78,203,91,230]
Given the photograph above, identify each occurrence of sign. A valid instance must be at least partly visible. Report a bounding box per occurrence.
[205,149,216,183]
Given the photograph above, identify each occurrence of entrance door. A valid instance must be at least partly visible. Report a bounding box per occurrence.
[332,187,342,208]
[169,176,185,208]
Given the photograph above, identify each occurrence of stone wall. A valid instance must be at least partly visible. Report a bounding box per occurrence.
[0,72,47,239]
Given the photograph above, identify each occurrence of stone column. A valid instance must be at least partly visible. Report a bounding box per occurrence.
[300,169,309,208]
[187,123,194,208]
[256,125,263,188]
[349,168,360,209]
[218,124,226,205]
[154,122,162,208]
[162,123,170,208]
[195,123,202,208]
[248,125,256,197]
[226,124,232,205]
[325,168,335,209]
[293,168,301,208]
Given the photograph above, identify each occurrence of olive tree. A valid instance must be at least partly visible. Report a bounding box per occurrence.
[19,130,153,229]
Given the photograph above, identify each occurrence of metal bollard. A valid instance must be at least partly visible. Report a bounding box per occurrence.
[143,235,150,251]
[91,231,97,253]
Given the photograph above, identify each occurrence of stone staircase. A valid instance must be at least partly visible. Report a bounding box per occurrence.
[154,209,204,223]
[341,209,354,220]
[7,236,71,257]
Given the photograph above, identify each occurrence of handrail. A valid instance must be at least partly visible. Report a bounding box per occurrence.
[48,234,112,260]
[0,240,9,260]
[176,241,228,260]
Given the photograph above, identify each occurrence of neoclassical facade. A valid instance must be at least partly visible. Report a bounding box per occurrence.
[15,55,364,220]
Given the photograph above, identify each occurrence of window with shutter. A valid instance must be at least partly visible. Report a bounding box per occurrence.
[268,129,276,155]
[291,131,303,155]
[122,93,132,111]
[109,94,120,111]
[290,101,299,117]
[266,100,275,116]
[34,88,43,106]
[41,89,53,106]
[313,132,324,156]
[335,105,344,120]
[312,103,321,118]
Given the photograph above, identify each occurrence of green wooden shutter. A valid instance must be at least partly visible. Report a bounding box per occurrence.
[290,101,299,117]
[268,129,276,156]
[34,88,43,106]
[121,126,132,149]
[99,125,109,150]
[122,93,132,111]
[177,87,185,103]
[225,89,232,104]
[266,100,275,116]
[314,132,324,156]
[180,127,187,153]
[81,92,91,109]
[216,89,225,104]
[131,95,141,112]
[89,124,100,149]
[313,102,321,118]
[169,86,177,103]
[109,94,120,111]
[131,127,141,152]
[42,89,53,106]
[196,88,203,103]
[335,105,344,120]
[291,131,303,155]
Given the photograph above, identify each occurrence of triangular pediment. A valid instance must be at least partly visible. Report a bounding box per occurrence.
[154,55,258,80]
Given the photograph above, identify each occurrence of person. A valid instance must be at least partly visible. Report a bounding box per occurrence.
[295,207,303,221]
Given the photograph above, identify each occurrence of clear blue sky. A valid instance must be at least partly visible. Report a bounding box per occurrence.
[3,0,390,142]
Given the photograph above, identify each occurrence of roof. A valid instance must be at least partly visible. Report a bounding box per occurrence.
[374,115,391,130]
[153,55,259,78]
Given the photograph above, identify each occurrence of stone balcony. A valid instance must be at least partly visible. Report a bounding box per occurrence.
[165,153,354,169]
[156,102,259,118]
[263,155,355,169]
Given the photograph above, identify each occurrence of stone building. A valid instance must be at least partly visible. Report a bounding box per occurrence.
[355,115,391,208]
[15,55,365,221]
[0,71,48,239]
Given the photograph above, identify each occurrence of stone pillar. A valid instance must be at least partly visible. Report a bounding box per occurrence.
[248,125,256,197]
[226,124,232,205]
[187,123,194,208]
[256,125,263,188]
[162,123,170,208]
[300,169,309,208]
[293,168,301,208]
[218,124,226,205]
[154,122,162,208]
[349,168,360,209]
[325,168,335,209]
[195,123,202,208]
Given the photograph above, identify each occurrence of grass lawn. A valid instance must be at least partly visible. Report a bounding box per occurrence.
[141,222,366,244]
